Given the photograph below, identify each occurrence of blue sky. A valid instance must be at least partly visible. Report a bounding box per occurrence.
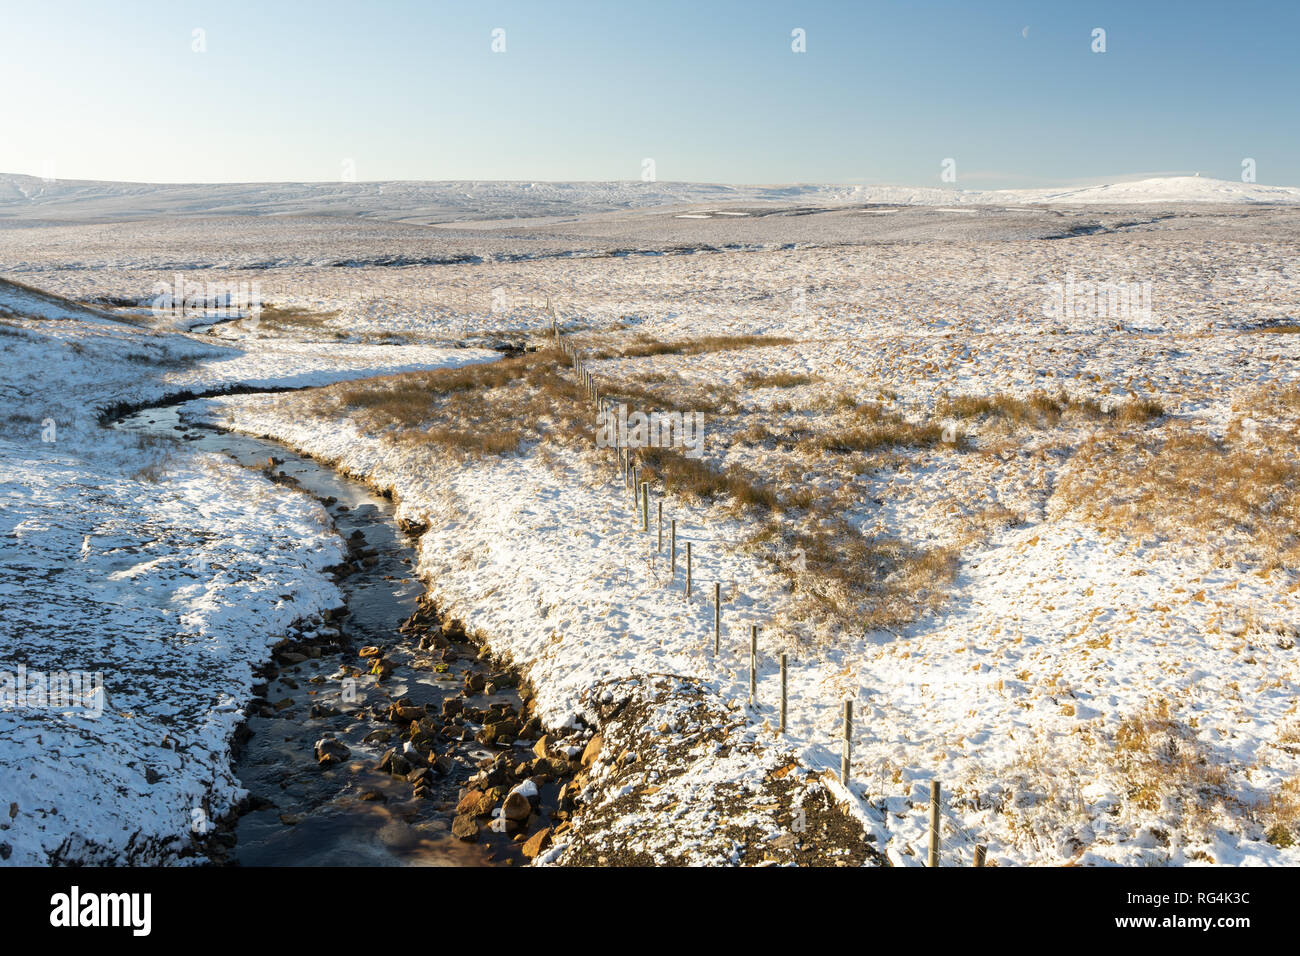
[2,0,1296,187]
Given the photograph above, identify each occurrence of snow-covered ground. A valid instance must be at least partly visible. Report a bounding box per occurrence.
[168,209,1299,866]
[0,280,497,864]
[3,193,1298,866]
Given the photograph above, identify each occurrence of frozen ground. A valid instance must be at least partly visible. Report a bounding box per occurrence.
[0,279,496,864]
[2,189,1298,865]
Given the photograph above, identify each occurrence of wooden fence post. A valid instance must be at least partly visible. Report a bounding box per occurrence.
[779,653,787,733]
[657,500,663,551]
[928,780,941,868]
[670,519,676,573]
[841,701,852,785]
[749,624,758,707]
[640,482,649,532]
[685,542,692,600]
[713,582,720,655]
[973,844,986,867]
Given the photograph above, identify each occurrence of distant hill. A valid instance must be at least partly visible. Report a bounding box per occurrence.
[1,173,1296,224]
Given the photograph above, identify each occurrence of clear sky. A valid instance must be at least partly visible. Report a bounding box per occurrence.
[2,0,1296,188]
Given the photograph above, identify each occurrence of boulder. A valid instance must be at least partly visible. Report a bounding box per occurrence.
[451,814,479,842]
[376,748,410,776]
[314,738,350,766]
[522,827,553,860]
[501,790,532,822]
[456,788,496,817]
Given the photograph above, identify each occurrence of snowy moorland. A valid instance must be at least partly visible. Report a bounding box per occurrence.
[2,173,1298,226]
[2,189,1298,866]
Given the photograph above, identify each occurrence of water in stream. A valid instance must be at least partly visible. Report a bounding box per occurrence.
[113,401,552,866]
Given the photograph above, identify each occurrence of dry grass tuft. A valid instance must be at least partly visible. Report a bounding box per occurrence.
[805,401,950,454]
[1055,420,1300,570]
[1265,777,1300,847]
[749,514,959,632]
[937,389,1163,429]
[1114,698,1228,816]
[636,447,779,511]
[599,334,798,359]
[253,305,343,336]
[740,371,820,389]
[322,349,588,458]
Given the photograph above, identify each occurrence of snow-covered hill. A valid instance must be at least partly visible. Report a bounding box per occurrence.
[1,174,1296,224]
[0,276,115,322]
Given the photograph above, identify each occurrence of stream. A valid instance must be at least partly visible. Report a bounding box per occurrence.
[112,399,568,866]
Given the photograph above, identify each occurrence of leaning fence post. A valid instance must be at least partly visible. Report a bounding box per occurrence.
[640,482,649,532]
[928,780,941,868]
[841,701,852,785]
[713,582,720,655]
[670,519,677,573]
[657,500,663,551]
[973,844,986,867]
[779,653,787,733]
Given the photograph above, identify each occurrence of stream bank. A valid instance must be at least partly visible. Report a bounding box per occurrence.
[112,400,589,866]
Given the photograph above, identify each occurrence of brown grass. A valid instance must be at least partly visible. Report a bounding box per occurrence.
[1265,777,1300,847]
[937,389,1163,428]
[806,402,950,454]
[1055,421,1300,570]
[635,446,779,511]
[322,349,587,458]
[762,519,958,631]
[740,371,820,389]
[597,334,798,359]
[311,343,961,634]
[1114,698,1228,815]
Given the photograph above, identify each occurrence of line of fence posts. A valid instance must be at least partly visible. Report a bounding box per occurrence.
[559,328,989,868]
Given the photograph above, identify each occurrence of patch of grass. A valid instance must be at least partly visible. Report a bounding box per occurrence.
[937,389,1163,429]
[122,349,193,370]
[636,446,779,511]
[598,334,798,359]
[255,305,341,332]
[322,348,600,459]
[1115,698,1227,815]
[749,513,959,633]
[314,345,959,634]
[1265,777,1300,847]
[740,371,820,389]
[807,402,949,454]
[1055,420,1300,570]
